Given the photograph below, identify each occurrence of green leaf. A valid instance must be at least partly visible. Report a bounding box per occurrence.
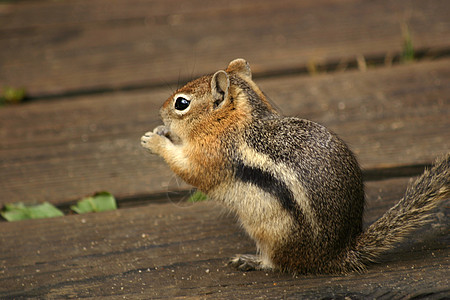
[1,202,64,221]
[71,192,117,214]
[188,190,207,202]
[0,86,26,106]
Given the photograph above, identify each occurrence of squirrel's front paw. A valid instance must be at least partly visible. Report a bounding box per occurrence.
[141,126,169,154]
[153,125,169,137]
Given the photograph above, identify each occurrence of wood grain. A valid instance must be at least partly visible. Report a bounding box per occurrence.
[1,1,448,298]
[0,178,448,298]
[1,0,449,97]
[1,59,449,206]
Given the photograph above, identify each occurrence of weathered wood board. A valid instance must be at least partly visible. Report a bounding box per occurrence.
[1,1,449,299]
[1,0,449,97]
[1,59,449,206]
[0,177,448,299]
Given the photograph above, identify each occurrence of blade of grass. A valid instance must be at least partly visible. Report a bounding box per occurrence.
[188,190,207,202]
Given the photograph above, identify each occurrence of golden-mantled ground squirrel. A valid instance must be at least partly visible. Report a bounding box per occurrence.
[141,58,449,274]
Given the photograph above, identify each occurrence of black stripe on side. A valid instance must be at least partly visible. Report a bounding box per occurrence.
[235,160,299,215]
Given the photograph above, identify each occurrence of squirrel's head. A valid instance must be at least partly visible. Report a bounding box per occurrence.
[159,58,275,143]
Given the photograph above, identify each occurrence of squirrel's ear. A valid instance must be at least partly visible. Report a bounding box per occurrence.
[226,58,252,80]
[211,70,230,108]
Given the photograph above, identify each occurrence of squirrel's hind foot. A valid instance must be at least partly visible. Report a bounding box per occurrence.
[229,254,272,271]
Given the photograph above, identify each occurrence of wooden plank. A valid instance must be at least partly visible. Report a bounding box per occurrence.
[0,177,448,298]
[1,59,449,206]
[1,0,449,97]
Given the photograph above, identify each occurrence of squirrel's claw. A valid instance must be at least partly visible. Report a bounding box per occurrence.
[229,254,266,271]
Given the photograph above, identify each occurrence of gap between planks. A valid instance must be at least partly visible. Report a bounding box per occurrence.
[17,49,450,102]
[68,164,432,213]
[1,164,429,221]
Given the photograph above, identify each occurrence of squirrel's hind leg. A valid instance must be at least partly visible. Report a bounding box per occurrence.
[229,254,274,271]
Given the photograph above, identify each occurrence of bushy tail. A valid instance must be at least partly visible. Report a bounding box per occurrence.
[342,153,450,272]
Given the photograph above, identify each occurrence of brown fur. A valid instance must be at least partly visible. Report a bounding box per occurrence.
[141,58,450,274]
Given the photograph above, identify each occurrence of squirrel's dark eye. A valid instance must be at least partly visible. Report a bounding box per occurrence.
[174,97,191,111]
